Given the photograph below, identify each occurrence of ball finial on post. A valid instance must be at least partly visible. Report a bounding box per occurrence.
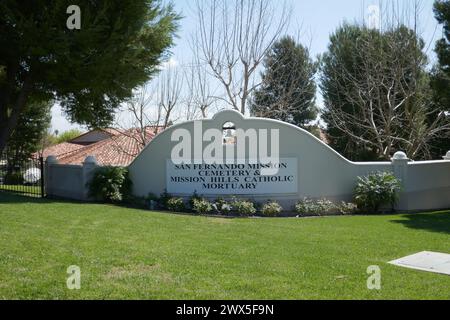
[443,151,450,161]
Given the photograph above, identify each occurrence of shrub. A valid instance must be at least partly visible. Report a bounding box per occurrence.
[88,166,132,202]
[212,198,232,215]
[146,193,159,210]
[188,191,202,210]
[295,198,359,216]
[158,189,172,209]
[295,198,335,216]
[192,198,213,215]
[146,193,159,202]
[261,201,283,217]
[354,172,401,213]
[337,201,358,215]
[231,199,256,216]
[4,172,23,185]
[166,197,186,212]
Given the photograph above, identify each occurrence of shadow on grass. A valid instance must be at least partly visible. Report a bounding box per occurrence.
[0,191,84,205]
[391,211,450,235]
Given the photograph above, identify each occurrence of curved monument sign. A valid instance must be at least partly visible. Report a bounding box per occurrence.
[128,110,450,211]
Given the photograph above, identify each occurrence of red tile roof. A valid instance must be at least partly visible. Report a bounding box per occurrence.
[41,142,86,159]
[44,127,162,166]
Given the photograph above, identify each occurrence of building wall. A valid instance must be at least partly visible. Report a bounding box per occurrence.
[127,110,450,212]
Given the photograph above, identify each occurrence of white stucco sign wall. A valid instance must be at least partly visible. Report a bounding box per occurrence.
[127,110,450,211]
[166,158,298,195]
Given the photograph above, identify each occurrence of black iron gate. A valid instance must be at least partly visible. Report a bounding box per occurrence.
[0,153,45,198]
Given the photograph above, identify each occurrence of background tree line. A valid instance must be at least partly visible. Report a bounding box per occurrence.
[1,0,450,164]
[252,0,450,161]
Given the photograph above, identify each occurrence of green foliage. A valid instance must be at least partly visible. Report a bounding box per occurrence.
[337,201,359,215]
[1,192,449,299]
[295,198,336,216]
[146,193,159,202]
[55,129,84,144]
[212,198,232,215]
[191,198,213,215]
[158,189,172,209]
[231,199,257,217]
[432,0,450,106]
[295,198,358,216]
[320,24,434,161]
[145,193,159,210]
[0,0,180,154]
[5,100,52,166]
[166,197,185,212]
[88,166,132,202]
[250,36,318,129]
[261,201,283,217]
[188,191,202,210]
[4,172,24,185]
[354,172,402,213]
[429,0,450,157]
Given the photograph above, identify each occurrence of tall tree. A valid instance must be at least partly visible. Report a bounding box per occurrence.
[250,36,318,129]
[0,0,179,154]
[55,129,84,144]
[430,0,450,157]
[321,23,450,161]
[4,100,51,167]
[115,65,182,153]
[193,0,290,114]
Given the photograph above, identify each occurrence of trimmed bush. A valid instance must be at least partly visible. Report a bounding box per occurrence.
[231,199,256,216]
[188,191,202,210]
[166,197,185,212]
[212,198,232,215]
[337,201,358,215]
[261,201,283,217]
[192,198,213,215]
[295,198,335,216]
[88,166,132,202]
[354,172,401,213]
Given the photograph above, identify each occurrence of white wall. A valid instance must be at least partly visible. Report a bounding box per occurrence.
[45,156,97,201]
[128,110,450,212]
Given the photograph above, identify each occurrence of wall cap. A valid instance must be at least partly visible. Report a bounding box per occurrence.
[443,151,450,160]
[392,151,409,161]
[83,156,97,165]
[46,155,58,164]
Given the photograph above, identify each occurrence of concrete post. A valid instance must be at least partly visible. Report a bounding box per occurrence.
[82,156,98,200]
[391,151,409,211]
[443,151,450,160]
[45,155,58,198]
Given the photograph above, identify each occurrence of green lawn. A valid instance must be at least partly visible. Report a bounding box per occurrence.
[0,192,449,300]
[0,184,41,196]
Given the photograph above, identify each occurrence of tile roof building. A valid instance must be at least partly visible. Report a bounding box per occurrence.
[42,127,162,166]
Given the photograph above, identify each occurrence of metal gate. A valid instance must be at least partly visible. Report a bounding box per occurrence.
[0,153,45,198]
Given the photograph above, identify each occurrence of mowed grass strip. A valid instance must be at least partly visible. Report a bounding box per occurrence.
[0,185,41,196]
[0,193,449,300]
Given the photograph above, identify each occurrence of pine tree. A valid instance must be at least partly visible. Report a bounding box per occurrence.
[250,37,318,129]
[429,0,450,157]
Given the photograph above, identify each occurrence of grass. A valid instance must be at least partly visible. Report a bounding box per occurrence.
[0,192,449,300]
[0,184,41,197]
